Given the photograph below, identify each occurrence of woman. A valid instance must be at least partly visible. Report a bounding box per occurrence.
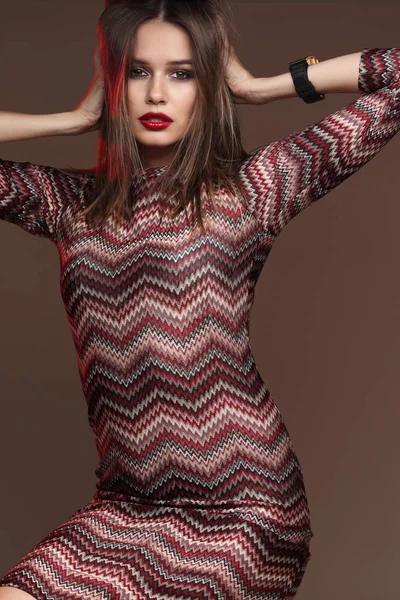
[0,0,399,598]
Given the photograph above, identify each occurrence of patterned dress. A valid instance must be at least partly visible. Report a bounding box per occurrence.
[0,47,399,599]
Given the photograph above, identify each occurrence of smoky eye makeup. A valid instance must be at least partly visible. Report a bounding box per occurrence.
[129,67,194,80]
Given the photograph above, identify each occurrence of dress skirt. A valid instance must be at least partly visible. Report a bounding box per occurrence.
[0,490,312,600]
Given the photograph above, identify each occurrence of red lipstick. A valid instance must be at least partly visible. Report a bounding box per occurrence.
[139,112,173,131]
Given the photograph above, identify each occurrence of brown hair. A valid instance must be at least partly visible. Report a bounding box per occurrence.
[72,0,250,234]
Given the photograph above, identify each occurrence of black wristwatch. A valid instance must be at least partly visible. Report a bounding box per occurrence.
[289,56,326,104]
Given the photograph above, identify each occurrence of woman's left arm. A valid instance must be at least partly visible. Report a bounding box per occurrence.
[251,51,362,101]
[233,48,400,243]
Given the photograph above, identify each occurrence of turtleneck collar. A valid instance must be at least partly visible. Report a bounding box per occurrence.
[132,164,168,181]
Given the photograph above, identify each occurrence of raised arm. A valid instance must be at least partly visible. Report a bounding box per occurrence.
[0,107,93,242]
[0,158,91,242]
[239,48,400,244]
[0,46,103,242]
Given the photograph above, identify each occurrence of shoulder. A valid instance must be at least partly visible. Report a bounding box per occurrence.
[233,141,284,198]
[34,164,96,198]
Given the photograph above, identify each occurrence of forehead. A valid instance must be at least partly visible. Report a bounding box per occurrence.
[132,19,192,62]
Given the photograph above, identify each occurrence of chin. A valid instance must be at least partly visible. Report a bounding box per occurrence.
[135,132,182,145]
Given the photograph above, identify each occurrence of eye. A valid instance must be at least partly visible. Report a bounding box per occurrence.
[129,68,193,81]
[129,68,143,78]
[172,70,193,81]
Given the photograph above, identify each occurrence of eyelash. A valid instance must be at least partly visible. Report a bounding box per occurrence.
[129,68,193,81]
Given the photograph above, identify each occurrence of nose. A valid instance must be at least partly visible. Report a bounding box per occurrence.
[146,74,167,104]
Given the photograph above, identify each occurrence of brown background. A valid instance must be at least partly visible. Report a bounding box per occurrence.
[1,2,399,598]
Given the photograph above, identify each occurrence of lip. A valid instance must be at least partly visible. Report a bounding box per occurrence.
[139,112,173,122]
[139,120,173,131]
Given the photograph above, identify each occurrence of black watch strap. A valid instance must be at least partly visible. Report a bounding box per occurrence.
[289,58,325,104]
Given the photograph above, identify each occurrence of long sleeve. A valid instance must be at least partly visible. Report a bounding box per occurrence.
[0,159,88,243]
[239,47,400,244]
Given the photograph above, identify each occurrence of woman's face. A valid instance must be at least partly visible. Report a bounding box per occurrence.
[127,19,198,169]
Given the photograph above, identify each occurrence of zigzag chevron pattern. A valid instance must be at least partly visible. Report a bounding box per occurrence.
[0,47,399,598]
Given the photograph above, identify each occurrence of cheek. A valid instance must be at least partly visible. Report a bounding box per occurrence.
[127,83,144,111]
[178,86,198,117]
[127,86,136,109]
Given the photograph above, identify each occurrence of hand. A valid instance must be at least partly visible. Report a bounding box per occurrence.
[223,39,259,105]
[73,45,105,133]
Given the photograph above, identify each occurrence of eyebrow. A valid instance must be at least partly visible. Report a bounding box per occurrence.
[131,58,193,66]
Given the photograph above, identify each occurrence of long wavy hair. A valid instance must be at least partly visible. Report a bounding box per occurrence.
[73,0,250,234]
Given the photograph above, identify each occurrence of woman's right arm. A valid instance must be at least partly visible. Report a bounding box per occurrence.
[0,46,103,242]
[0,44,104,143]
[0,110,91,143]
